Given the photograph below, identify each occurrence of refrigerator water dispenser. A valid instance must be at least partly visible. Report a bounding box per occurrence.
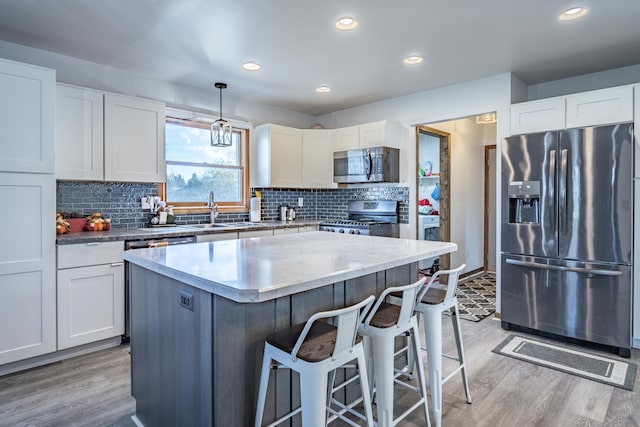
[508,181,540,224]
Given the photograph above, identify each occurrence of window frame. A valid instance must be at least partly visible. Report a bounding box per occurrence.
[158,116,251,214]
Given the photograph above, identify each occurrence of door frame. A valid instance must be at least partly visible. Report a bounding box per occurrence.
[416,126,451,271]
[484,144,496,271]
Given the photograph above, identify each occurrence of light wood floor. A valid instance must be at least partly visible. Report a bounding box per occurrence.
[1,316,638,427]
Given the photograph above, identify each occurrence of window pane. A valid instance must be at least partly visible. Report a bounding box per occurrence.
[167,165,241,202]
[166,122,240,165]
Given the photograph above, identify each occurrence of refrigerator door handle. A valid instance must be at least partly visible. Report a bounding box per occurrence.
[558,149,568,235]
[548,149,556,234]
[505,258,623,276]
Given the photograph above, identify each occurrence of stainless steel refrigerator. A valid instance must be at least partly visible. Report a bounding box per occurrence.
[501,123,634,357]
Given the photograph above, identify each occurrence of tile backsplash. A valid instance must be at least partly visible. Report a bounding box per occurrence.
[56,182,410,228]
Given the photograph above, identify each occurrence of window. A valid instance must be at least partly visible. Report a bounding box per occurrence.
[160,117,250,213]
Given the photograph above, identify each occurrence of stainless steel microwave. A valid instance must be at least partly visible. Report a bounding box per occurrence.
[333,146,399,184]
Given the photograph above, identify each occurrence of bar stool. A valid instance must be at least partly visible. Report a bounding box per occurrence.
[358,278,431,427]
[414,264,472,427]
[254,295,376,427]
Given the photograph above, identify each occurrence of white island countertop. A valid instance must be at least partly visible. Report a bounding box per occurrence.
[123,231,457,303]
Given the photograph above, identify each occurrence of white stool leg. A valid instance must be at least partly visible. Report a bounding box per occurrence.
[255,349,273,427]
[423,309,443,427]
[452,303,472,404]
[299,366,329,427]
[371,333,395,427]
[410,323,431,427]
[356,349,375,427]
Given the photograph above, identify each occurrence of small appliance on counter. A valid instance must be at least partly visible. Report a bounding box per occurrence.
[250,196,261,222]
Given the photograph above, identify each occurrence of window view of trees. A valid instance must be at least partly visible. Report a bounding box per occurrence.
[165,120,245,204]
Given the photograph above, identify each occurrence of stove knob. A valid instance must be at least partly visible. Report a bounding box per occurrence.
[355,229,361,235]
[349,229,355,234]
[338,229,345,233]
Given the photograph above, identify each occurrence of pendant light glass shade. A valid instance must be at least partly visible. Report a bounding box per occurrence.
[211,82,233,147]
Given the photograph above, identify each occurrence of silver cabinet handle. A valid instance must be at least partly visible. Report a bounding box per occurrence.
[111,262,124,267]
[505,258,622,276]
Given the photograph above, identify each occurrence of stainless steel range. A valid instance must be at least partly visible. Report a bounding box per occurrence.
[319,200,399,237]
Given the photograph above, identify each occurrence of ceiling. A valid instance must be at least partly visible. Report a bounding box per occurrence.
[1,0,640,116]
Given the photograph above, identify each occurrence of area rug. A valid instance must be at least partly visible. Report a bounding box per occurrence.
[492,334,637,390]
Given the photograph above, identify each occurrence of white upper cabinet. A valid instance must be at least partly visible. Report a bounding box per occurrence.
[565,86,633,129]
[104,93,166,182]
[333,125,360,151]
[251,124,303,188]
[302,129,335,188]
[510,97,566,135]
[55,84,104,180]
[333,121,399,151]
[360,121,398,148]
[0,58,55,173]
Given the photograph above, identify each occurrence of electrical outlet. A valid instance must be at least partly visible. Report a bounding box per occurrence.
[180,290,194,311]
[298,197,304,207]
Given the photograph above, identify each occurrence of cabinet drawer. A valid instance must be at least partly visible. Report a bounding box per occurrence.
[57,241,124,269]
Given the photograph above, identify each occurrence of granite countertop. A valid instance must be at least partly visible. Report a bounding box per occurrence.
[56,219,324,244]
[123,231,457,303]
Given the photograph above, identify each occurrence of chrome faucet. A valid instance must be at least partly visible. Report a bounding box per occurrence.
[208,191,218,224]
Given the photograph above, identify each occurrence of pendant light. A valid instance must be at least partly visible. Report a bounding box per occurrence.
[211,82,232,147]
[475,113,496,124]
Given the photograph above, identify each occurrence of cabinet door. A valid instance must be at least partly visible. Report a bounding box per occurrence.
[333,126,360,151]
[566,86,633,129]
[104,93,165,182]
[635,178,640,347]
[269,125,302,187]
[636,85,640,179]
[57,263,124,349]
[302,129,335,188]
[359,121,386,148]
[0,173,56,365]
[0,58,55,173]
[55,84,104,180]
[510,97,565,135]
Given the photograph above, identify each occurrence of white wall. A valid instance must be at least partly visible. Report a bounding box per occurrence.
[0,40,316,129]
[527,64,640,101]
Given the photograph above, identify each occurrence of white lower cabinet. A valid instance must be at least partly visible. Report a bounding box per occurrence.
[0,173,56,366]
[56,241,124,350]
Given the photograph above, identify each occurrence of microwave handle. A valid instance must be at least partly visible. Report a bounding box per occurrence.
[365,149,372,180]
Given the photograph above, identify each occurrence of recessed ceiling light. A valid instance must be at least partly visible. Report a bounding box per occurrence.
[335,16,358,31]
[316,86,331,93]
[559,6,589,21]
[242,61,261,71]
[403,55,424,65]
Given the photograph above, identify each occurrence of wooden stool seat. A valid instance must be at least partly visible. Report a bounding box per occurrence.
[266,321,337,363]
[367,302,400,328]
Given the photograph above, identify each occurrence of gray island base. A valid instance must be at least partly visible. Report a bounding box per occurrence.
[124,231,457,426]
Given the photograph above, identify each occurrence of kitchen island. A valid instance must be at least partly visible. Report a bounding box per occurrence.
[123,231,457,426]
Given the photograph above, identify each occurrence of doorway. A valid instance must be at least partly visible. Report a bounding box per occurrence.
[416,126,450,272]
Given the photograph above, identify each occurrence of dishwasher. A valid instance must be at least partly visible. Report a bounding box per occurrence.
[123,234,197,341]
